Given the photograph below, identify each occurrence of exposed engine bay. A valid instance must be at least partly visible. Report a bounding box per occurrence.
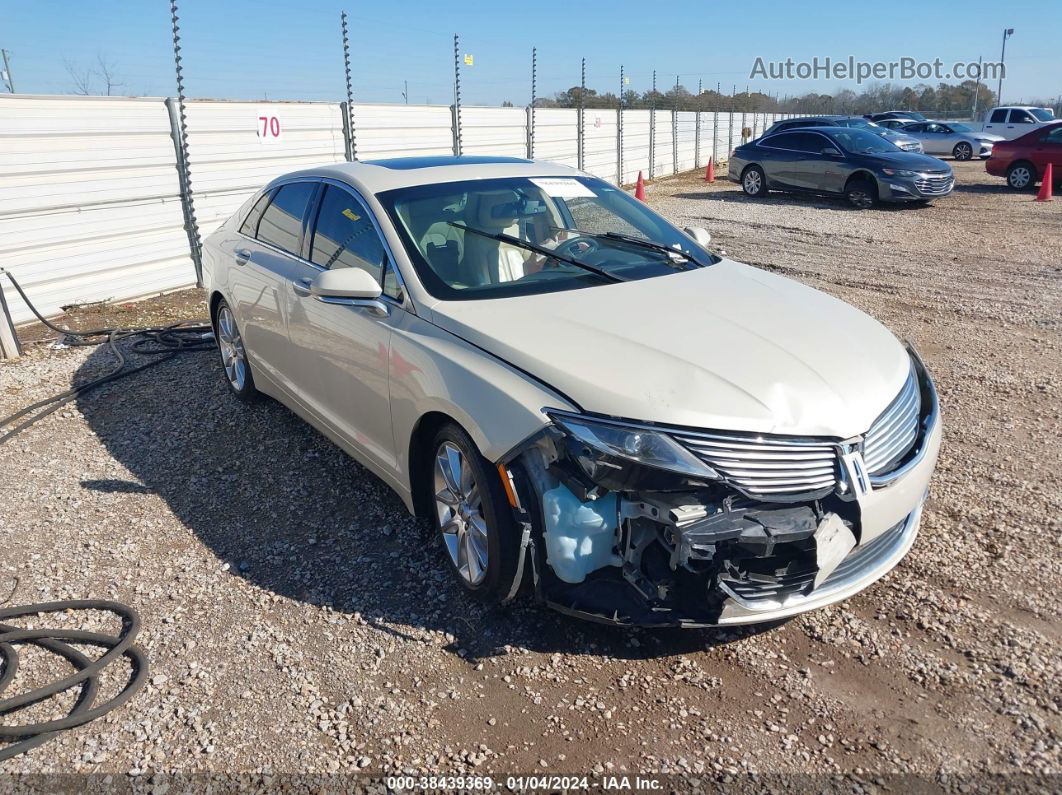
[505,424,873,627]
[500,349,938,627]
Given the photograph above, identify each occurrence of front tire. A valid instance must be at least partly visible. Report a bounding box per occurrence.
[1006,162,1036,191]
[845,178,877,209]
[429,424,520,601]
[953,142,973,161]
[214,299,258,401]
[741,165,769,198]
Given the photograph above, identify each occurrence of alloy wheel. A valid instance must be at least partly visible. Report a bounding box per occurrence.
[1009,166,1032,189]
[743,170,762,195]
[848,189,874,209]
[217,305,247,391]
[954,143,972,161]
[434,441,489,586]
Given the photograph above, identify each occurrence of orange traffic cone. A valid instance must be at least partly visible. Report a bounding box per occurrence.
[635,171,646,201]
[1036,163,1054,202]
[705,157,715,183]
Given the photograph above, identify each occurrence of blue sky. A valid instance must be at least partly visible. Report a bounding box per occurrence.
[3,1,1059,105]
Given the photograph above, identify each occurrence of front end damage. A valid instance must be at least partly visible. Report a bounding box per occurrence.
[500,349,940,627]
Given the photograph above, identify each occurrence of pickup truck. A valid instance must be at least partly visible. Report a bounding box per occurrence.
[976,106,1056,140]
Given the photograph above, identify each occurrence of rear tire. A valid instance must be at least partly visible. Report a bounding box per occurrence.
[214,299,259,402]
[741,165,769,198]
[952,142,973,161]
[845,178,877,209]
[428,423,521,602]
[1006,162,1036,191]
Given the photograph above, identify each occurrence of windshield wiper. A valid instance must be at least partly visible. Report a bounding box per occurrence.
[549,227,704,269]
[448,223,627,283]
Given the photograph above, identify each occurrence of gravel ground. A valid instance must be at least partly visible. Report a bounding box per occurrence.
[1,161,1059,789]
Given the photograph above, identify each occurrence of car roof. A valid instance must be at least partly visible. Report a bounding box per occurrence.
[272,156,584,194]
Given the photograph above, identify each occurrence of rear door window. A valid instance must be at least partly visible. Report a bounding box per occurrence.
[762,133,804,150]
[239,190,273,237]
[256,182,317,255]
[989,109,1008,123]
[788,132,831,152]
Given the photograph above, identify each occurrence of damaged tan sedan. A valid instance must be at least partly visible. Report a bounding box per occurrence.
[202,155,941,627]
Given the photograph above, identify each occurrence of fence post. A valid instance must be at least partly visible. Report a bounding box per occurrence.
[577,58,585,171]
[694,111,701,169]
[713,110,718,166]
[165,96,202,288]
[671,109,678,175]
[0,282,21,360]
[340,11,356,161]
[168,1,202,287]
[528,47,536,160]
[452,34,463,156]
[728,109,733,158]
[340,101,353,162]
[617,66,624,185]
[649,70,656,179]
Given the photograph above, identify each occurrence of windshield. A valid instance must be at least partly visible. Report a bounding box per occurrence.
[902,111,927,121]
[829,129,902,154]
[378,176,716,300]
[1031,108,1055,122]
[948,123,972,132]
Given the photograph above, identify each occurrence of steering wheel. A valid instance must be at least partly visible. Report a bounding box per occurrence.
[551,235,600,260]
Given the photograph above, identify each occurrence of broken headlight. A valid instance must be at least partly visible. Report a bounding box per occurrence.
[546,411,720,491]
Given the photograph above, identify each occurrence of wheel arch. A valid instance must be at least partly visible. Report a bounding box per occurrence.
[844,169,878,189]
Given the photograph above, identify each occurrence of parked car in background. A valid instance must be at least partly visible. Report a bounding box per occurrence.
[985,121,1062,189]
[875,118,920,131]
[870,111,928,123]
[899,121,1002,160]
[761,115,923,152]
[976,106,1056,140]
[203,155,941,627]
[730,127,953,208]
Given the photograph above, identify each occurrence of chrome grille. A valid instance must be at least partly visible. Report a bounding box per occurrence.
[863,370,921,475]
[913,173,953,196]
[673,431,838,496]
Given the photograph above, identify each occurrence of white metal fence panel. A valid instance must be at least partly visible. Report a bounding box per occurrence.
[0,95,193,325]
[461,107,527,158]
[183,100,346,237]
[581,109,618,184]
[620,110,651,184]
[532,109,579,168]
[652,112,674,178]
[675,111,697,172]
[352,103,454,160]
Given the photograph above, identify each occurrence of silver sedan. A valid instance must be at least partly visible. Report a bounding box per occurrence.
[900,121,1003,160]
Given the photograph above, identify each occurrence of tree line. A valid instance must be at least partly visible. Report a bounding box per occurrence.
[530,80,1061,119]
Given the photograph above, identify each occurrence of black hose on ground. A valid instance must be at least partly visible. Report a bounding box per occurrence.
[0,601,148,762]
[0,273,207,760]
[0,268,215,446]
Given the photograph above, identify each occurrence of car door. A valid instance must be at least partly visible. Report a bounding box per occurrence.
[228,181,317,397]
[284,181,406,472]
[757,132,809,189]
[1004,109,1039,141]
[1031,125,1062,175]
[983,108,1008,137]
[919,123,948,154]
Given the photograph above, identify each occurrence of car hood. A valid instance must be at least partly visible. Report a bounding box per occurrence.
[972,133,1004,142]
[862,150,949,171]
[429,259,911,438]
[882,131,918,143]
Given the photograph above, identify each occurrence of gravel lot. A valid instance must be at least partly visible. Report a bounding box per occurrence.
[1,161,1059,788]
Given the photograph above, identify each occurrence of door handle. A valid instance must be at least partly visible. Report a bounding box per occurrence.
[291,277,312,297]
[234,247,252,265]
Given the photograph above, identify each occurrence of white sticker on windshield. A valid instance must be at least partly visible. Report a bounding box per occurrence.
[530,178,596,198]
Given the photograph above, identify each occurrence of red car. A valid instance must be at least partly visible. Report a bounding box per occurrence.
[986,121,1062,190]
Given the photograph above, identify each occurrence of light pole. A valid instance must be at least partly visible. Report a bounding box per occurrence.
[997,27,1014,105]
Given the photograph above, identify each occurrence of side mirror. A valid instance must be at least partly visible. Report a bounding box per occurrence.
[310,267,388,315]
[821,147,842,156]
[683,226,711,248]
